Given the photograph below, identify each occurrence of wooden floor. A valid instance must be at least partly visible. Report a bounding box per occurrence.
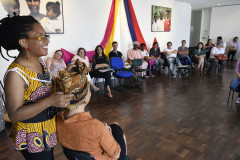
[1,62,240,160]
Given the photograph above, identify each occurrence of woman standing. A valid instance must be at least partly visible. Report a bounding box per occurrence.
[46,50,66,78]
[194,42,206,75]
[1,15,73,160]
[228,37,239,62]
[92,45,113,98]
[71,47,99,91]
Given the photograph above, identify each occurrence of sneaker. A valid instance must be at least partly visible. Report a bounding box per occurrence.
[236,97,240,103]
[172,75,176,79]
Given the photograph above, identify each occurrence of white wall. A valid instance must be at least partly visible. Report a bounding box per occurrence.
[200,8,212,44]
[210,5,240,56]
[120,0,192,56]
[0,0,192,82]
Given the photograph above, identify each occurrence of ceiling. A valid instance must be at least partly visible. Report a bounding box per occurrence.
[176,0,240,10]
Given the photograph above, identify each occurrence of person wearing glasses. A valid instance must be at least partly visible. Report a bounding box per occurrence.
[209,40,226,77]
[45,49,66,78]
[164,42,185,78]
[1,15,74,159]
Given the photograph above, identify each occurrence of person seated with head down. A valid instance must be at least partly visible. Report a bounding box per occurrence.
[209,40,226,77]
[164,42,185,78]
[194,42,206,76]
[56,61,127,160]
[92,45,113,97]
[46,50,66,78]
[178,40,194,68]
[127,41,149,77]
[149,42,167,72]
[109,41,142,84]
[71,47,99,92]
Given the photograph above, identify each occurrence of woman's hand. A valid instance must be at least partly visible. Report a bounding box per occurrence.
[65,62,76,72]
[45,92,74,108]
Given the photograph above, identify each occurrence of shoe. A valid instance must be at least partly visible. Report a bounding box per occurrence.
[236,100,240,104]
[200,71,203,76]
[172,75,176,79]
[93,87,100,92]
[106,88,113,98]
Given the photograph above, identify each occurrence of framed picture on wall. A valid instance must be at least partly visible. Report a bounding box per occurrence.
[151,5,171,32]
[0,0,64,34]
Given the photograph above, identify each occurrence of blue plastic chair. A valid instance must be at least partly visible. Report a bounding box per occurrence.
[110,57,133,88]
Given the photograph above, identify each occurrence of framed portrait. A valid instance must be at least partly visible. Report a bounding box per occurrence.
[151,5,171,32]
[0,0,64,34]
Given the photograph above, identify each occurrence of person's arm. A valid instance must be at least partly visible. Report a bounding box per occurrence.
[4,72,73,123]
[45,58,52,69]
[93,120,121,159]
[194,49,200,58]
[236,59,240,79]
[121,56,125,62]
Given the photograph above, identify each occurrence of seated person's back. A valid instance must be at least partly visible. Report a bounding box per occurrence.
[57,67,126,159]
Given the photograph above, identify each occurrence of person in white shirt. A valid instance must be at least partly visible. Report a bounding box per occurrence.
[164,42,185,78]
[209,40,226,76]
[157,11,165,31]
[216,36,226,52]
[152,13,160,32]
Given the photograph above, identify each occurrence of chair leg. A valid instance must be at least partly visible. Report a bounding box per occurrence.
[227,89,232,105]
[232,91,235,103]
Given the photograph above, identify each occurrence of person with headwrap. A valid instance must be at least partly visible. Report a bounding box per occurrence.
[1,15,73,159]
[127,41,149,77]
[56,61,128,160]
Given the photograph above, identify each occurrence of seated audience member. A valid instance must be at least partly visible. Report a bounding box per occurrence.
[92,45,113,97]
[194,42,206,75]
[216,36,226,51]
[109,41,142,84]
[205,39,215,60]
[140,43,156,76]
[178,40,194,68]
[209,40,226,77]
[164,42,185,78]
[109,41,125,61]
[71,48,99,91]
[149,42,165,72]
[46,50,66,78]
[228,37,239,62]
[231,57,240,103]
[57,80,127,160]
[127,41,148,77]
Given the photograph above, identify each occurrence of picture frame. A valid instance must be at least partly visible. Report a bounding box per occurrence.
[0,0,64,34]
[151,5,172,32]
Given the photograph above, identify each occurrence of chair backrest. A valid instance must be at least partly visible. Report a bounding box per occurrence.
[62,146,95,160]
[132,59,143,67]
[110,57,124,70]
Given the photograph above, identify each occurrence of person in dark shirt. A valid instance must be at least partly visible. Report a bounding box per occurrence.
[109,41,142,84]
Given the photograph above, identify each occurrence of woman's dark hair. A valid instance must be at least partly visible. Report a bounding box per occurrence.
[46,1,61,17]
[112,41,118,46]
[77,47,86,57]
[217,36,222,40]
[94,45,106,57]
[197,42,204,50]
[140,43,145,47]
[167,42,172,45]
[233,37,238,42]
[153,42,158,46]
[182,40,186,43]
[207,39,212,43]
[54,50,63,57]
[0,15,39,59]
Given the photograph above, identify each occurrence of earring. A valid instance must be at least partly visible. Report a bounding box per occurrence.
[25,47,29,60]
